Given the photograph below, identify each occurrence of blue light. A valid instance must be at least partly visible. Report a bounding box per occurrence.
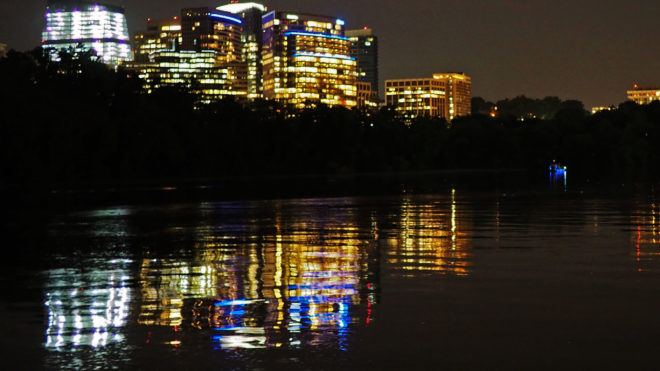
[210,13,243,24]
[214,299,253,306]
[293,52,355,61]
[284,31,349,41]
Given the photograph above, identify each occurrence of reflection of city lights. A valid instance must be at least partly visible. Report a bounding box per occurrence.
[136,200,377,350]
[632,200,660,272]
[44,262,131,349]
[388,193,472,276]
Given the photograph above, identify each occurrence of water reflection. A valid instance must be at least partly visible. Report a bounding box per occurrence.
[632,199,660,272]
[137,199,379,350]
[44,259,132,349]
[43,194,472,355]
[385,191,473,276]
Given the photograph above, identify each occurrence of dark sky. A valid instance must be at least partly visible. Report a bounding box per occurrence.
[2,0,659,107]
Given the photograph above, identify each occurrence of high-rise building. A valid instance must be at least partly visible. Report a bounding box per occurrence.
[346,28,378,98]
[0,43,7,59]
[262,11,358,108]
[135,50,244,103]
[181,7,246,95]
[42,0,131,65]
[217,2,267,100]
[433,73,471,121]
[628,85,660,105]
[385,78,447,120]
[132,17,182,64]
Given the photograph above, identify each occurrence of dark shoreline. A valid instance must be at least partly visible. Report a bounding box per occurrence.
[2,168,656,214]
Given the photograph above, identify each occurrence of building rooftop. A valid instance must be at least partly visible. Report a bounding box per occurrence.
[631,84,660,91]
[346,28,374,37]
[46,0,125,14]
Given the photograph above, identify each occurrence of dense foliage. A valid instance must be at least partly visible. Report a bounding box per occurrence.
[2,49,660,189]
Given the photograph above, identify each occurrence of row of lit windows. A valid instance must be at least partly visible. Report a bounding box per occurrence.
[386,80,441,87]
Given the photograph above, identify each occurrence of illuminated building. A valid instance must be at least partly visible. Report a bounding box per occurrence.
[181,7,247,95]
[627,85,660,105]
[130,7,248,102]
[217,2,267,99]
[41,0,131,65]
[356,81,378,109]
[262,11,358,108]
[132,17,181,64]
[135,50,245,103]
[433,73,472,120]
[385,77,447,120]
[591,106,614,114]
[0,43,6,58]
[346,28,379,98]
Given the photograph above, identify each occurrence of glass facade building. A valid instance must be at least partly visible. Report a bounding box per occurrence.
[133,17,182,64]
[42,1,131,65]
[217,2,267,100]
[135,50,245,103]
[181,7,247,97]
[262,11,357,108]
[346,28,378,99]
[130,6,250,102]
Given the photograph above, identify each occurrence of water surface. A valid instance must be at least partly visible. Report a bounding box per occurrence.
[2,188,660,369]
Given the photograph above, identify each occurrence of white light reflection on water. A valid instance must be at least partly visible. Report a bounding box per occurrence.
[44,260,132,349]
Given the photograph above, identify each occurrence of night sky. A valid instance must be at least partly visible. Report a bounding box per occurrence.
[2,0,659,108]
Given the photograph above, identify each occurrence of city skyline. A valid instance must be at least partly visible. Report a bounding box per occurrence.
[2,0,659,108]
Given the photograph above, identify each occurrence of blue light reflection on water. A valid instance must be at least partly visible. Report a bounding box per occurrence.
[41,195,476,358]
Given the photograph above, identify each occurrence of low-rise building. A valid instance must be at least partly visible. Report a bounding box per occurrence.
[385,78,447,120]
[591,106,614,114]
[628,85,660,105]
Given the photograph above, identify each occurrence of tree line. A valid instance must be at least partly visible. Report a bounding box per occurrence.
[1,48,660,190]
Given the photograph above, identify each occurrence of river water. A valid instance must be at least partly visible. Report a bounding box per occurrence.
[2,185,660,369]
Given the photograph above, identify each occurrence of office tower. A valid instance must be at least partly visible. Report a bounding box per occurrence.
[42,0,131,65]
[262,11,358,108]
[433,73,471,120]
[132,17,182,64]
[628,85,660,105]
[181,7,246,96]
[135,50,241,103]
[346,28,378,98]
[385,78,447,120]
[217,2,267,99]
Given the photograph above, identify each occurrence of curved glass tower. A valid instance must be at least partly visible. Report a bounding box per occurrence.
[42,1,131,65]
